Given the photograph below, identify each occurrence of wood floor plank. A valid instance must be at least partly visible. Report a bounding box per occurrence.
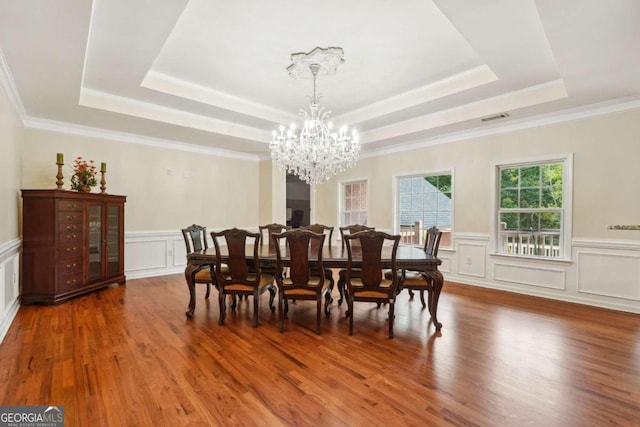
[1,275,640,426]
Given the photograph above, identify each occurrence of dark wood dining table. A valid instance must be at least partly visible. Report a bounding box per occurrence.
[185,243,444,330]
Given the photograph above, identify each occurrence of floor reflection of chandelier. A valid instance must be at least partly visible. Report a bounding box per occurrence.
[269,47,360,185]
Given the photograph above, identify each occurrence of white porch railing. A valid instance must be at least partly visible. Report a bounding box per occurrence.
[500,230,561,258]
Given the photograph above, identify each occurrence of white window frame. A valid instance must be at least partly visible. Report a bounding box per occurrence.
[338,179,369,227]
[393,169,454,248]
[490,153,573,261]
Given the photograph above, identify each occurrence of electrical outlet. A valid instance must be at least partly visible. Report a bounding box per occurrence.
[466,257,472,265]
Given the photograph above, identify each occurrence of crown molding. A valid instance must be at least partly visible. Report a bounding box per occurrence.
[0,48,27,121]
[360,94,640,159]
[22,116,260,161]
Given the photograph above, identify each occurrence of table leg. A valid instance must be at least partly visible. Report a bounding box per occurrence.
[185,263,200,317]
[425,269,444,330]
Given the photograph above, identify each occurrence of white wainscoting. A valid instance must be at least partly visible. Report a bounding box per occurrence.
[445,233,640,314]
[0,239,21,344]
[124,230,187,279]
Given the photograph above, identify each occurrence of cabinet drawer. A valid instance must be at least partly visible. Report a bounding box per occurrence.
[59,243,82,259]
[59,272,84,292]
[59,229,83,243]
[57,200,82,212]
[59,223,81,233]
[58,212,82,224]
[60,259,82,274]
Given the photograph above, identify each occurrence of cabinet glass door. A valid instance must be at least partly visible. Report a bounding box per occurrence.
[88,204,103,282]
[106,205,121,275]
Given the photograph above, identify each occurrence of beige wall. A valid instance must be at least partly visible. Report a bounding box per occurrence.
[315,108,640,240]
[0,81,22,244]
[21,129,260,231]
[258,160,286,226]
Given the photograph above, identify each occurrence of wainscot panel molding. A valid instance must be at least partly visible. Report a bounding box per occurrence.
[577,252,640,301]
[456,242,487,278]
[494,262,566,290]
[0,238,21,344]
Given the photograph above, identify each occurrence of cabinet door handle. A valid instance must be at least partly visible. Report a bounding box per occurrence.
[66,225,76,231]
[66,263,77,269]
[66,247,77,253]
[66,279,77,285]
[66,215,76,221]
[66,234,77,240]
[66,203,77,209]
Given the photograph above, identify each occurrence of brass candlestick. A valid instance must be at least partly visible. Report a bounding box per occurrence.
[100,171,107,194]
[56,162,64,189]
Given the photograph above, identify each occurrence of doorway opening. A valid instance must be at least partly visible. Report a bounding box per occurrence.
[286,173,310,228]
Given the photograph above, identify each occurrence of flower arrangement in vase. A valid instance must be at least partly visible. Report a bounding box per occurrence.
[70,156,98,192]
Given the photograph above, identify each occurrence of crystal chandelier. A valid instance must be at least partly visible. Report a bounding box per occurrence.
[269,47,360,185]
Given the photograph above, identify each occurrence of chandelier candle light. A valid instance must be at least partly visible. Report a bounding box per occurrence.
[269,47,360,185]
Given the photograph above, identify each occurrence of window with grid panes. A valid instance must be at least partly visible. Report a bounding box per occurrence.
[497,158,569,258]
[397,173,452,246]
[341,180,368,226]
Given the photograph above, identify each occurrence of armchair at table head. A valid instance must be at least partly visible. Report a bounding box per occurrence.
[211,228,276,328]
[343,230,401,338]
[272,229,331,334]
[181,224,213,299]
[337,224,375,306]
[386,226,443,308]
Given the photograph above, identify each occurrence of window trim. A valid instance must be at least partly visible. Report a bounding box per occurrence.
[392,168,455,248]
[338,178,369,227]
[490,153,573,261]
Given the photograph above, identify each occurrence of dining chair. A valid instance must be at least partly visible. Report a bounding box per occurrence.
[211,228,276,328]
[389,226,443,309]
[181,224,214,299]
[301,223,336,296]
[272,229,331,334]
[337,224,375,306]
[259,223,288,245]
[343,230,401,338]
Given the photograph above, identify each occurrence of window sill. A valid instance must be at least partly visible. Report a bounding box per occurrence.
[489,252,572,264]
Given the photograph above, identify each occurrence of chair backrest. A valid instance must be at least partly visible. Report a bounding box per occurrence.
[259,223,288,245]
[339,224,374,248]
[345,230,400,289]
[423,226,443,257]
[302,224,334,246]
[211,228,261,287]
[181,224,208,254]
[272,229,325,287]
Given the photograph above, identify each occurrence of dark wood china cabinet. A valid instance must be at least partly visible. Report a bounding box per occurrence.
[21,189,126,304]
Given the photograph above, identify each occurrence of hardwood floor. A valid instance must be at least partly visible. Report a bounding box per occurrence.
[1,274,639,426]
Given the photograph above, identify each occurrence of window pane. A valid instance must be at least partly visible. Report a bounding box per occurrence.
[500,213,519,230]
[540,212,561,231]
[500,189,518,208]
[520,188,540,208]
[541,163,563,186]
[438,175,451,193]
[520,166,540,187]
[438,211,451,228]
[424,192,437,210]
[501,168,519,189]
